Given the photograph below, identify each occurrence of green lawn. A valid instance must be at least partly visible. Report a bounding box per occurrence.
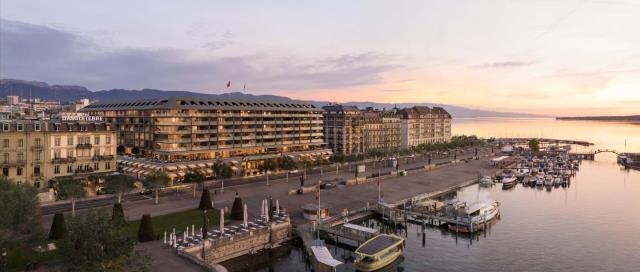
[124,208,227,240]
[5,243,61,271]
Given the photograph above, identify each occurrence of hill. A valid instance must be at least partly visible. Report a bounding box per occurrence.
[1,78,546,118]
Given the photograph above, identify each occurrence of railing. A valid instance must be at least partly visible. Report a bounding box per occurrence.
[92,155,114,161]
[52,157,77,164]
[30,145,43,151]
[0,160,27,166]
[75,168,95,174]
[76,143,93,149]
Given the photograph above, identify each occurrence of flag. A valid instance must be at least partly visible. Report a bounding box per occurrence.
[226,81,231,88]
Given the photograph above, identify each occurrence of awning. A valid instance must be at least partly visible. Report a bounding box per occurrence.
[177,172,186,177]
[231,166,239,171]
[152,165,162,170]
[230,160,239,165]
[122,167,132,172]
[165,166,177,171]
[188,164,198,169]
[178,165,188,170]
[204,169,213,174]
[197,163,207,168]
[133,169,143,173]
[139,170,149,176]
[205,162,214,167]
[167,173,178,179]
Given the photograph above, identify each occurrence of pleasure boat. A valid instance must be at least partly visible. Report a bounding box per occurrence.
[479,176,494,187]
[516,168,530,179]
[502,176,517,189]
[467,201,500,225]
[354,234,405,272]
[544,175,554,187]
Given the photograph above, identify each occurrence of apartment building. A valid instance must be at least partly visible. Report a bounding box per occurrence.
[397,106,452,148]
[322,105,365,154]
[362,110,401,152]
[0,119,117,190]
[80,96,327,175]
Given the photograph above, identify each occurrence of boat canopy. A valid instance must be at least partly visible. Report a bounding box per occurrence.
[466,201,492,214]
[355,234,404,257]
[311,246,343,267]
[343,223,379,235]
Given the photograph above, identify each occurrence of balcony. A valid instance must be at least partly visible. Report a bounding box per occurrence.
[30,145,43,151]
[0,160,27,167]
[75,168,95,174]
[52,157,77,164]
[92,155,114,161]
[76,143,93,149]
[31,173,43,179]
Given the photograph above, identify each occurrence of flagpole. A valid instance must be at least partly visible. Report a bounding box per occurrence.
[317,179,321,240]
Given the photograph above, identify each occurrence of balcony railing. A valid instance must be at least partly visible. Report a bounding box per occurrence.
[76,143,93,149]
[75,168,95,174]
[0,160,27,166]
[92,155,114,161]
[52,157,77,164]
[30,145,43,151]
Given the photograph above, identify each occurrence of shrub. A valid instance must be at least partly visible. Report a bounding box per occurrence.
[112,203,126,226]
[230,192,243,220]
[137,214,155,242]
[49,213,67,240]
[199,189,213,210]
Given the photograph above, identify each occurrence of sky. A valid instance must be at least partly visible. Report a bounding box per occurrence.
[1,0,639,116]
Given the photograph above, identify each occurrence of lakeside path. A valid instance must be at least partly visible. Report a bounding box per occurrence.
[40,156,496,272]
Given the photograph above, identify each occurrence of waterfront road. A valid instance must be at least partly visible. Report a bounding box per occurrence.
[39,147,493,216]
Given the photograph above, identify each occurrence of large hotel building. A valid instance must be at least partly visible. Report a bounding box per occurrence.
[80,96,328,176]
[0,119,117,190]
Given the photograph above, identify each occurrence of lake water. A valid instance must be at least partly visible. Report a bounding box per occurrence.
[222,118,640,272]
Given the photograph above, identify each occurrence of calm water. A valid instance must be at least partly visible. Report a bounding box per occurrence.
[223,118,640,272]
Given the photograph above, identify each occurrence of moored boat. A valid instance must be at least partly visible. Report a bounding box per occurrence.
[502,176,517,189]
[354,234,405,272]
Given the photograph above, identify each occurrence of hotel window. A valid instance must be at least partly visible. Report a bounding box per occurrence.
[35,152,41,161]
[94,162,99,171]
[67,165,73,173]
[34,138,41,147]
[105,161,111,170]
[2,123,8,131]
[67,136,74,146]
[106,135,111,145]
[2,139,8,148]
[34,123,41,131]
[17,167,23,176]
[2,168,8,177]
[17,123,23,131]
[54,150,61,159]
[95,136,100,145]
[54,165,60,174]
[54,136,61,146]
[34,166,40,176]
[17,152,24,162]
[68,149,74,158]
[34,181,40,189]
[18,139,23,147]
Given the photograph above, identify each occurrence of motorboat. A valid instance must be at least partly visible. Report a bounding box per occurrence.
[479,176,494,187]
[553,176,562,187]
[536,176,544,186]
[467,201,500,225]
[516,168,530,179]
[544,175,554,187]
[502,176,517,189]
[355,234,405,272]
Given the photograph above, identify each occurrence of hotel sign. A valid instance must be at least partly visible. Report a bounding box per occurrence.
[61,114,103,121]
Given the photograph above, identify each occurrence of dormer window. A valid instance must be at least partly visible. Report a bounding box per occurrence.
[17,123,23,131]
[34,123,41,131]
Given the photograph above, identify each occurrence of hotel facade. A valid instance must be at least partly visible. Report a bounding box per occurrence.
[323,105,451,154]
[0,119,117,190]
[80,96,328,176]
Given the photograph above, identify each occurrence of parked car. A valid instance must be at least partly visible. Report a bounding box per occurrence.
[139,189,153,195]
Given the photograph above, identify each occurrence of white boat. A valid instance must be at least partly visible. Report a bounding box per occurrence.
[536,175,544,186]
[466,201,500,225]
[516,168,530,178]
[354,234,404,272]
[502,176,517,189]
[479,176,494,186]
[544,175,554,186]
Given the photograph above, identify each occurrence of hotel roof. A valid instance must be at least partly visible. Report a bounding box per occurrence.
[79,96,320,112]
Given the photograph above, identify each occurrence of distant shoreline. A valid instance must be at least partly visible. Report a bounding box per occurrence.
[556,115,640,122]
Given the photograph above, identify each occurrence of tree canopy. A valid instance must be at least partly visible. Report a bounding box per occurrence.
[529,139,541,152]
[105,174,136,203]
[142,171,170,189]
[0,177,43,247]
[212,160,233,179]
[58,209,150,272]
[56,178,86,201]
[183,170,205,184]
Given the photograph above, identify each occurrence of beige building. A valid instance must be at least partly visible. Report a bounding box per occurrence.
[397,106,452,148]
[362,110,401,152]
[0,119,116,191]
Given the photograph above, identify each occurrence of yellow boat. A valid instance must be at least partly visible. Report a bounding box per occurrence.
[354,234,404,271]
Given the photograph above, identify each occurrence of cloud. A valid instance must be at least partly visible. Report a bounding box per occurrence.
[0,19,396,93]
[472,61,535,69]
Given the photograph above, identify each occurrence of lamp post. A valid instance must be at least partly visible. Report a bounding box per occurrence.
[202,209,208,261]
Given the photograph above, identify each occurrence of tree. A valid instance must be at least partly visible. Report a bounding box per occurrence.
[198,189,213,210]
[56,178,86,217]
[529,139,541,152]
[49,213,67,240]
[278,156,298,170]
[230,192,244,220]
[0,177,44,247]
[104,174,135,204]
[183,170,206,197]
[137,214,155,242]
[58,209,150,272]
[116,145,125,155]
[142,171,170,205]
[131,146,140,155]
[212,160,233,193]
[112,203,126,226]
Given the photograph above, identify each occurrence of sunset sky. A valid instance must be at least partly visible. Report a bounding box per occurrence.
[1,0,639,115]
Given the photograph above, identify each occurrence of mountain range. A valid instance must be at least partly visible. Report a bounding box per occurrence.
[1,78,546,118]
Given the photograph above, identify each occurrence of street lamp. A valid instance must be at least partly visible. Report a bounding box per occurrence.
[202,209,208,261]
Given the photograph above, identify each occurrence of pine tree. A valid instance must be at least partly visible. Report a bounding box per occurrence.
[198,189,213,210]
[230,192,244,220]
[49,213,67,240]
[137,214,155,242]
